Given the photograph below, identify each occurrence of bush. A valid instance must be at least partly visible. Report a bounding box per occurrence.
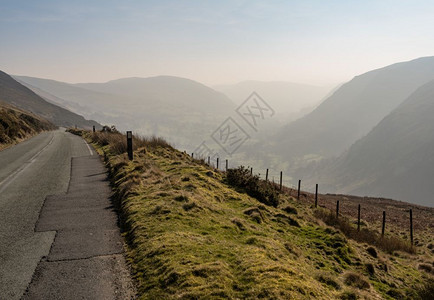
[226,166,279,207]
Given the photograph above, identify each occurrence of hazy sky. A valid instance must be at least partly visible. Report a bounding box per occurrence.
[1,0,434,86]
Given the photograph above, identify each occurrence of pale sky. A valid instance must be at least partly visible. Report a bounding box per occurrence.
[1,0,434,86]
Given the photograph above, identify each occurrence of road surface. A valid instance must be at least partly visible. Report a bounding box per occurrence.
[0,129,135,299]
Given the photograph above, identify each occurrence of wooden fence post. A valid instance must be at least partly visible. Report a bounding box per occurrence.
[297,180,301,200]
[250,167,253,175]
[382,211,386,237]
[216,158,219,169]
[208,156,210,165]
[191,152,194,158]
[266,169,269,181]
[315,184,318,208]
[410,209,414,246]
[336,200,340,219]
[225,159,228,171]
[279,171,283,190]
[357,204,361,231]
[127,131,133,161]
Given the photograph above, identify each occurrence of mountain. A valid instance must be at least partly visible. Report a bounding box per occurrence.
[76,76,234,112]
[16,75,236,149]
[0,70,100,129]
[214,80,332,122]
[14,76,130,122]
[317,79,434,207]
[0,101,55,149]
[270,57,434,164]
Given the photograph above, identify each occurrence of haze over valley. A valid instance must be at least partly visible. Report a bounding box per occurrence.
[1,1,434,299]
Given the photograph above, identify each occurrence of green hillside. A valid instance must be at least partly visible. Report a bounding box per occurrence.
[74,129,433,300]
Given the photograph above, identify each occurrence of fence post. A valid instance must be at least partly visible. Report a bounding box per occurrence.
[357,204,361,231]
[382,211,386,237]
[315,184,318,207]
[93,125,95,133]
[191,152,194,158]
[225,159,228,171]
[126,131,133,161]
[336,200,340,219]
[410,209,414,246]
[216,158,219,169]
[266,169,269,181]
[208,156,210,165]
[297,180,301,200]
[250,167,253,176]
[279,171,283,190]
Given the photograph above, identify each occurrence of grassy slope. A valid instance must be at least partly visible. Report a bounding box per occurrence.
[83,131,433,300]
[0,102,56,150]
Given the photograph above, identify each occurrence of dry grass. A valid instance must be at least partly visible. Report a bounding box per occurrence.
[0,103,55,148]
[314,209,415,254]
[68,128,172,156]
[76,128,433,300]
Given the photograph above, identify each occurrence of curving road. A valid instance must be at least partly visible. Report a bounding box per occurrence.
[0,129,93,299]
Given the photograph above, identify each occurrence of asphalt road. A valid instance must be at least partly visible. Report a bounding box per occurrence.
[0,129,95,299]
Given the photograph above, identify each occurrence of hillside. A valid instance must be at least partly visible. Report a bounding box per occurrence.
[270,56,434,164]
[0,102,56,149]
[76,76,234,112]
[16,75,235,149]
[315,80,434,207]
[0,71,100,129]
[214,80,332,122]
[74,129,433,299]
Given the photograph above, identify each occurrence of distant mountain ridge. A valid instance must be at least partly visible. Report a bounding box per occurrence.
[317,79,434,207]
[76,76,234,111]
[15,75,236,148]
[0,70,100,129]
[270,56,434,163]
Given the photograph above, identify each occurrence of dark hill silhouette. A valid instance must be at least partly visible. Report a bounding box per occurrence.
[0,71,100,129]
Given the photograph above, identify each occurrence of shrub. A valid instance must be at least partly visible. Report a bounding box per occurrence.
[226,166,279,207]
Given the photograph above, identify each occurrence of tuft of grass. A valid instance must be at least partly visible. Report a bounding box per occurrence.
[339,290,358,300]
[343,272,370,290]
[316,273,341,290]
[366,246,378,258]
[415,280,434,300]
